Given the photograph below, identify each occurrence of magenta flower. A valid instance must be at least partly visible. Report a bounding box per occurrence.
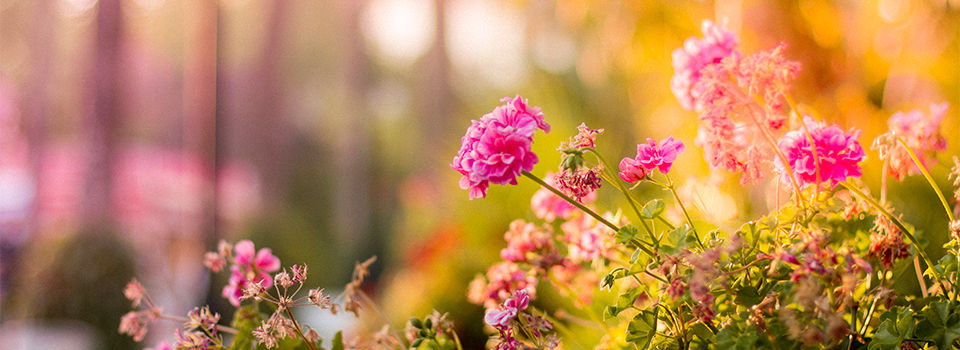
[775,117,866,187]
[636,137,685,174]
[221,240,281,306]
[671,19,740,110]
[619,137,685,182]
[452,95,550,199]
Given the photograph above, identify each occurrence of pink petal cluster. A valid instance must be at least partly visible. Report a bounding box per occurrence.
[693,43,800,183]
[671,19,740,110]
[618,137,685,182]
[221,240,281,306]
[452,95,550,199]
[775,117,866,188]
[873,103,949,180]
[467,261,538,309]
[560,212,618,263]
[531,173,587,221]
[499,220,559,267]
[484,290,530,328]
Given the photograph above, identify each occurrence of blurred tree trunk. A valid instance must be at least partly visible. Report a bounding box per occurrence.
[23,0,55,234]
[415,0,451,173]
[250,0,290,207]
[83,0,124,230]
[332,0,371,256]
[183,0,219,241]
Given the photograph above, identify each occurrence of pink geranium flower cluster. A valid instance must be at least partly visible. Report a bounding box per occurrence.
[468,261,539,309]
[873,103,949,180]
[775,117,866,188]
[205,240,281,306]
[671,20,740,111]
[452,95,550,199]
[618,137,685,182]
[499,219,561,268]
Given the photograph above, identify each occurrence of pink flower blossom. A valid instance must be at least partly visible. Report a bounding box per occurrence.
[636,137,685,174]
[618,157,649,183]
[692,44,800,183]
[530,173,579,221]
[145,341,172,350]
[671,19,740,110]
[452,95,550,199]
[873,103,949,180]
[484,290,530,328]
[619,137,685,182]
[123,278,146,307]
[775,117,866,188]
[500,220,557,265]
[220,241,281,306]
[467,261,538,309]
[560,212,618,263]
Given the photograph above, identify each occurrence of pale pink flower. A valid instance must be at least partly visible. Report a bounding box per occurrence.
[531,173,582,221]
[873,103,949,180]
[203,252,226,272]
[560,212,618,263]
[484,290,530,328]
[467,261,538,309]
[123,278,146,307]
[775,117,866,187]
[452,95,550,199]
[693,44,800,183]
[671,19,740,110]
[500,220,559,267]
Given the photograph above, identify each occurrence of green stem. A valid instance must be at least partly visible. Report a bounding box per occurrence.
[896,137,955,222]
[583,148,660,246]
[840,181,950,298]
[664,174,704,250]
[522,171,619,232]
[284,308,320,350]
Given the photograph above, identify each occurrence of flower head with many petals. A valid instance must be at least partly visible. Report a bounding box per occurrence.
[872,103,949,180]
[671,19,740,110]
[776,117,865,188]
[452,95,549,199]
[619,137,685,183]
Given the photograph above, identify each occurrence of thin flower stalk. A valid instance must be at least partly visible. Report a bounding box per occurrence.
[583,147,660,246]
[897,137,955,222]
[840,181,949,298]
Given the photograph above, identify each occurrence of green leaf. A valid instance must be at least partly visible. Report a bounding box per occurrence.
[227,306,266,350]
[626,308,658,348]
[734,286,762,307]
[615,225,640,245]
[641,199,665,218]
[660,225,691,255]
[331,331,344,350]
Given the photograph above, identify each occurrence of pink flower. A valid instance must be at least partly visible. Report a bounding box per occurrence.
[561,212,618,263]
[467,261,538,309]
[636,137,685,174]
[145,340,172,350]
[123,278,146,307]
[484,290,530,328]
[873,103,949,180]
[671,19,740,110]
[220,241,281,306]
[619,137,685,182]
[693,44,800,183]
[531,173,582,221]
[500,220,559,267]
[452,95,550,199]
[775,117,866,188]
[618,157,649,183]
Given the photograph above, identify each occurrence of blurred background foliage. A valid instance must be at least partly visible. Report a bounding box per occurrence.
[0,0,958,348]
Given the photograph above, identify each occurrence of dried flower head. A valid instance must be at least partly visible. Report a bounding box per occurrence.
[555,166,603,201]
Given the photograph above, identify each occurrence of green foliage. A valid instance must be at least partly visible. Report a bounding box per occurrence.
[626,308,658,348]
